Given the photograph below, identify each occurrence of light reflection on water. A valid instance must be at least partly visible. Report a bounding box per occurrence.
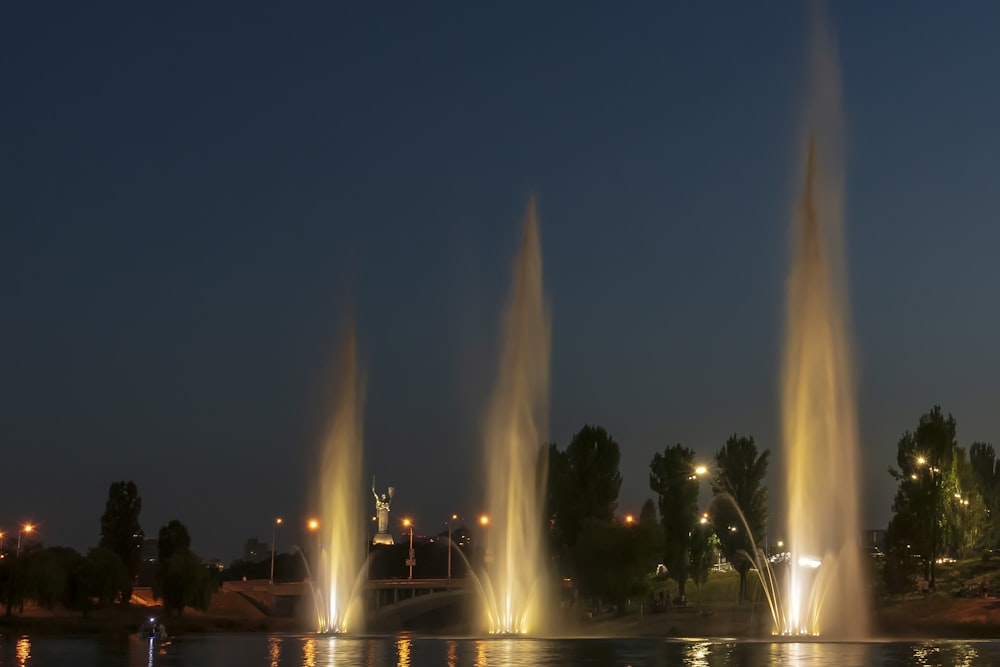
[6,635,1000,666]
[776,641,872,667]
[16,636,31,666]
[913,641,979,667]
[302,638,316,667]
[396,636,412,667]
[682,641,711,667]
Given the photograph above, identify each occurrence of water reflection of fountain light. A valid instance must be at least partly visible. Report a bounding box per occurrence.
[395,636,412,667]
[268,636,281,667]
[480,197,550,635]
[683,642,712,667]
[303,637,316,667]
[779,7,868,638]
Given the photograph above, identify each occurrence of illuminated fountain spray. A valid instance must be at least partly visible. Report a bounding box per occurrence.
[315,326,366,633]
[780,10,868,638]
[481,196,551,634]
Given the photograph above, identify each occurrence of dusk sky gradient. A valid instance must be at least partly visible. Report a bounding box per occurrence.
[4,3,1000,563]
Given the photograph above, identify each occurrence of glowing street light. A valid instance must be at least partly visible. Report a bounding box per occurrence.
[479,514,492,567]
[624,514,635,525]
[402,519,415,580]
[446,514,459,579]
[17,523,34,557]
[270,517,283,584]
[306,518,320,573]
[694,465,708,476]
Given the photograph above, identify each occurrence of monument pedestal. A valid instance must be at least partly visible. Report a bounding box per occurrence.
[372,532,394,546]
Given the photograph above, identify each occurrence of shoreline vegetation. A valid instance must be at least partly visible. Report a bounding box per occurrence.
[4,591,1000,640]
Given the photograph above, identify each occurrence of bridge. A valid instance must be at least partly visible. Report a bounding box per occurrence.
[222,577,476,630]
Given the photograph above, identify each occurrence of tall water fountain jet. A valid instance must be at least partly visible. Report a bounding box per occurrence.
[780,10,868,638]
[315,325,366,633]
[482,196,551,634]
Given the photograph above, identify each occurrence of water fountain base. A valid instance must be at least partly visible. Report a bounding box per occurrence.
[372,532,394,546]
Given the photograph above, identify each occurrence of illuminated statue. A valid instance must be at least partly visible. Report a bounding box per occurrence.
[372,476,395,545]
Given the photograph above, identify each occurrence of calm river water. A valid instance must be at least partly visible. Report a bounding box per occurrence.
[1,634,998,667]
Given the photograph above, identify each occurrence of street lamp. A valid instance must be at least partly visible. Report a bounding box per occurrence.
[403,518,415,580]
[915,455,942,589]
[17,523,34,557]
[446,514,458,579]
[307,518,320,576]
[270,517,283,584]
[478,514,492,567]
[624,514,635,525]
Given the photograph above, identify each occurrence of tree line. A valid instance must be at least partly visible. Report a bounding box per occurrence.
[0,480,216,617]
[884,405,999,593]
[7,407,990,617]
[545,424,769,612]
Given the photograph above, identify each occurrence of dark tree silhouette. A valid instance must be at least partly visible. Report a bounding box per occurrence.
[649,443,700,599]
[158,520,192,563]
[99,480,144,604]
[710,434,769,603]
[72,547,128,614]
[547,425,623,581]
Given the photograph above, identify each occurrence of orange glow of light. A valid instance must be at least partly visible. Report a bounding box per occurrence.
[402,518,412,528]
[479,514,489,526]
[23,523,34,534]
[307,519,319,531]
[275,517,283,526]
[624,514,635,525]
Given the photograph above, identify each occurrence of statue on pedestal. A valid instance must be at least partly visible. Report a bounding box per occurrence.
[372,476,395,545]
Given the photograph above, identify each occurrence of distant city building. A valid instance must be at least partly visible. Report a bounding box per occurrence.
[862,529,887,554]
[141,538,159,564]
[243,537,269,562]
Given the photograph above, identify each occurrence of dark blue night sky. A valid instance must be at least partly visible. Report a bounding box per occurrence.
[3,2,999,562]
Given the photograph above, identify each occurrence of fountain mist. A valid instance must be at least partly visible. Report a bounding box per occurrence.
[482,197,551,634]
[316,326,366,633]
[780,10,868,638]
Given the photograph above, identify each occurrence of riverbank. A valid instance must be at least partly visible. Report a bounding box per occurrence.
[5,592,1000,639]
[580,594,1000,639]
